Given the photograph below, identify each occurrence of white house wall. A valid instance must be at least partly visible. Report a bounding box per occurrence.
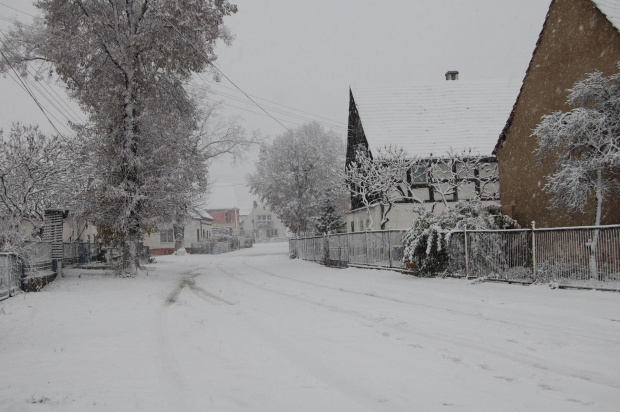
[346,199,500,232]
[143,219,212,251]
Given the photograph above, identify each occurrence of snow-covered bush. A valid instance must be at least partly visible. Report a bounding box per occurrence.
[402,202,517,276]
[315,189,347,235]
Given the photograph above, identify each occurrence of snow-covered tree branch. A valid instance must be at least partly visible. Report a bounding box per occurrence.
[533,67,620,224]
[344,145,421,230]
[427,148,498,207]
[0,124,74,253]
[533,65,620,279]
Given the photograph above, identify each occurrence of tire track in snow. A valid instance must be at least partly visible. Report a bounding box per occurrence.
[211,263,404,411]
[241,259,620,345]
[221,261,620,392]
[166,272,236,306]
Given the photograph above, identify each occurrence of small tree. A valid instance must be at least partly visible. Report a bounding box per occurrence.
[315,189,346,234]
[533,66,620,279]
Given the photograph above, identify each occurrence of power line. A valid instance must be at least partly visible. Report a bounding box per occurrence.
[0,47,67,138]
[0,32,83,135]
[150,4,292,133]
[194,72,346,126]
[0,2,35,18]
[189,91,307,129]
[189,82,346,132]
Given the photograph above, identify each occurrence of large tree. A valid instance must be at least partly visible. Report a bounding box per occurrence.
[533,67,620,279]
[0,0,237,273]
[248,122,344,235]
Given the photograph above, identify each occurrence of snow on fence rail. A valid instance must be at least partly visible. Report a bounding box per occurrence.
[289,225,620,288]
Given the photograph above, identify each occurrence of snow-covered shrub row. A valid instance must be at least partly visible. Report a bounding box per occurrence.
[402,201,518,276]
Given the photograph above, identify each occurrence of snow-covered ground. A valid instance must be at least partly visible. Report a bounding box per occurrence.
[1,242,619,411]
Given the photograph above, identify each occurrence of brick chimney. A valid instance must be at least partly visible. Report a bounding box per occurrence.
[445,71,459,80]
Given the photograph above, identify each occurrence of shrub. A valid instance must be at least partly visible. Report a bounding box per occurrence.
[402,202,517,276]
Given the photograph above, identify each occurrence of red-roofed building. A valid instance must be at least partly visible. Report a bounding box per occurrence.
[205,208,242,236]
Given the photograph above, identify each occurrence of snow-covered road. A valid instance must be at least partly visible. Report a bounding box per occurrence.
[1,242,619,411]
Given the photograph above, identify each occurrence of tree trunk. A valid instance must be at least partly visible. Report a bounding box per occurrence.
[589,169,603,280]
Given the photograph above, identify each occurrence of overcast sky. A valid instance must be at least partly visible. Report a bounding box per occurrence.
[0,0,550,213]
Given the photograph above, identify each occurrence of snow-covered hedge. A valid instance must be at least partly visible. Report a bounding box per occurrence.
[402,202,517,276]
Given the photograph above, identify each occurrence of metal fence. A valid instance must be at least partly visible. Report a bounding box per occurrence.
[290,225,620,288]
[22,241,53,272]
[63,242,102,265]
[0,253,21,301]
[291,230,408,269]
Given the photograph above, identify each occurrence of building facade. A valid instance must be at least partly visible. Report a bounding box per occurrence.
[494,0,620,228]
[346,77,521,231]
[241,202,289,242]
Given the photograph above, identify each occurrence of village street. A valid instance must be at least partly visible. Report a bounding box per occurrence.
[0,244,620,411]
[1,242,619,411]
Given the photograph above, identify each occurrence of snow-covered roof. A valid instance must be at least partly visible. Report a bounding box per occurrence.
[188,209,214,221]
[593,0,620,32]
[351,79,523,158]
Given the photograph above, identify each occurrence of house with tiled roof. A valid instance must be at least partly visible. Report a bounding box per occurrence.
[346,76,522,231]
[494,0,620,228]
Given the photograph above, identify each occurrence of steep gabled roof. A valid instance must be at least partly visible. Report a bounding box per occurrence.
[593,0,620,31]
[351,79,522,158]
[494,0,620,154]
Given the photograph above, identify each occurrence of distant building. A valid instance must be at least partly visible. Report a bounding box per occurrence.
[494,0,620,228]
[241,202,290,242]
[346,77,522,231]
[205,208,242,236]
[143,211,213,255]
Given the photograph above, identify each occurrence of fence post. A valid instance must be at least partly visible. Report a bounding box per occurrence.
[387,228,392,268]
[324,234,329,266]
[531,221,536,282]
[365,230,369,265]
[464,227,469,278]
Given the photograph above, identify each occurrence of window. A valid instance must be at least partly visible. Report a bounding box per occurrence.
[267,228,278,238]
[160,229,174,243]
[226,212,232,223]
[351,221,355,232]
[410,165,427,184]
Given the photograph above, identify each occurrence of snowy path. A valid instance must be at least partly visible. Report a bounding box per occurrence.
[1,242,619,411]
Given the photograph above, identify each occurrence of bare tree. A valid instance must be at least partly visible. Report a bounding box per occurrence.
[427,148,498,207]
[344,146,421,230]
[533,66,620,279]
